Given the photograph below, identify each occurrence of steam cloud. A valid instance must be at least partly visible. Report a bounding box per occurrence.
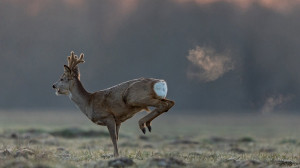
[175,0,300,12]
[187,46,234,82]
[261,94,293,114]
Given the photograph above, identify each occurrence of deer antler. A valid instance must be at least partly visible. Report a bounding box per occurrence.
[67,51,85,71]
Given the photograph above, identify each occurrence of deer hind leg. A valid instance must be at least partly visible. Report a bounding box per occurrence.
[145,99,174,132]
[138,99,174,134]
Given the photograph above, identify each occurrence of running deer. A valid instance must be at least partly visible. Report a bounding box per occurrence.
[52,52,174,157]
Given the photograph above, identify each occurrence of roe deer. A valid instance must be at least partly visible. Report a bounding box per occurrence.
[52,52,175,157]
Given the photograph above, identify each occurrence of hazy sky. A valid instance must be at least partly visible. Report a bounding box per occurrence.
[1,0,300,113]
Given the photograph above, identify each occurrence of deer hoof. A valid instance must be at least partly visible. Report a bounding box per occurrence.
[142,128,146,134]
[147,125,152,132]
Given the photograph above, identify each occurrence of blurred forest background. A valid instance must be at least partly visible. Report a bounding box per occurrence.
[1,0,300,113]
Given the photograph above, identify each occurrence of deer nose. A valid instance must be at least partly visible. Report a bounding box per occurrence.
[52,85,56,89]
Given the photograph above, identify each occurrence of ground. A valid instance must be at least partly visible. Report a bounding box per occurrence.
[1,110,300,168]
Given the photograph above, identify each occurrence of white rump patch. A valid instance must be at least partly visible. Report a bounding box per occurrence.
[153,81,168,98]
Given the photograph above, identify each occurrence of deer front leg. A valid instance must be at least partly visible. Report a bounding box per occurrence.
[106,119,119,157]
[116,123,121,141]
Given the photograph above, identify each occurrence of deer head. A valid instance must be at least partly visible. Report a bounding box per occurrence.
[52,51,85,95]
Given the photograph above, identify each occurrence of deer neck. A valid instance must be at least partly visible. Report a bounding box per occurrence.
[69,77,91,114]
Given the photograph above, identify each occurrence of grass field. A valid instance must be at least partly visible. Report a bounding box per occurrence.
[1,110,300,168]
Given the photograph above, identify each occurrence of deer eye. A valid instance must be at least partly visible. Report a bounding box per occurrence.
[60,78,63,81]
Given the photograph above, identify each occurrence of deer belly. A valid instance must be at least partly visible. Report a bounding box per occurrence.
[117,107,145,122]
[153,81,168,98]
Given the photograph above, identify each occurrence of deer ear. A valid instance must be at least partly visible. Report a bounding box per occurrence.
[64,65,71,74]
